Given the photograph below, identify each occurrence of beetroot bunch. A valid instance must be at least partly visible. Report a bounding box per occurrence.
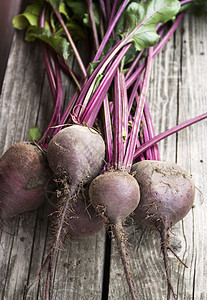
[1,0,207,299]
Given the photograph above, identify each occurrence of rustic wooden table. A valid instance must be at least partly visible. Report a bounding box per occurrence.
[0,7,207,300]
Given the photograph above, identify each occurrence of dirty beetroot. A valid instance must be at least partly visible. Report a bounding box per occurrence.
[89,170,140,300]
[39,125,106,299]
[49,186,104,240]
[131,160,195,299]
[0,142,53,222]
[1,0,207,300]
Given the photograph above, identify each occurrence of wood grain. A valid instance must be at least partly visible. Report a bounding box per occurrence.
[108,14,207,300]
[0,30,106,300]
[0,10,207,300]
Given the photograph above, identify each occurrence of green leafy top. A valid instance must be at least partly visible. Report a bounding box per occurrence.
[12,0,88,61]
[27,26,71,60]
[119,0,181,51]
[13,0,181,61]
[28,126,42,141]
[12,1,50,30]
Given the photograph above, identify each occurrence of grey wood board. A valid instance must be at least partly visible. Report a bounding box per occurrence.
[0,30,106,300]
[108,13,207,300]
[0,10,207,300]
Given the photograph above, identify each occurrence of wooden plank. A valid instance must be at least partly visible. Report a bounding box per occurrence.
[109,13,207,300]
[0,29,106,299]
[1,7,207,300]
[0,0,22,90]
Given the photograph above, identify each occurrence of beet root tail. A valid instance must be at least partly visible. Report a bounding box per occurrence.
[113,222,138,300]
[39,182,77,300]
[159,220,177,300]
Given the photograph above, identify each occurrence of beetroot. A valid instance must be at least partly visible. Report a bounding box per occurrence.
[41,124,106,299]
[49,187,104,240]
[0,142,52,222]
[131,160,195,299]
[89,170,140,300]
[47,125,105,190]
[89,171,140,224]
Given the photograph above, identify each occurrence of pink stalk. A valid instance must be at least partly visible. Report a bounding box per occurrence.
[109,101,114,124]
[108,0,118,26]
[87,0,99,51]
[180,0,195,5]
[73,41,123,117]
[56,56,81,87]
[120,72,128,153]
[125,50,145,81]
[103,95,113,168]
[74,3,170,119]
[113,69,123,170]
[51,5,87,78]
[52,90,79,136]
[39,59,63,147]
[125,23,167,82]
[134,112,207,160]
[126,12,184,89]
[153,12,184,57]
[136,138,145,161]
[39,6,56,104]
[81,45,131,125]
[128,74,142,113]
[141,113,153,160]
[127,118,146,162]
[143,100,160,160]
[40,46,56,103]
[138,79,160,160]
[124,47,153,171]
[93,0,170,75]
[93,0,129,62]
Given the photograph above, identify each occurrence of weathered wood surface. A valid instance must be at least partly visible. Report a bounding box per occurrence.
[0,10,207,300]
[109,14,207,300]
[0,29,106,300]
[0,0,22,90]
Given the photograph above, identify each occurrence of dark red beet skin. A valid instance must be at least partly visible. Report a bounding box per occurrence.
[89,171,140,224]
[89,170,140,300]
[50,191,104,240]
[131,160,195,228]
[47,125,106,188]
[131,160,195,300]
[49,187,104,240]
[67,199,104,239]
[39,125,106,299]
[0,142,52,221]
